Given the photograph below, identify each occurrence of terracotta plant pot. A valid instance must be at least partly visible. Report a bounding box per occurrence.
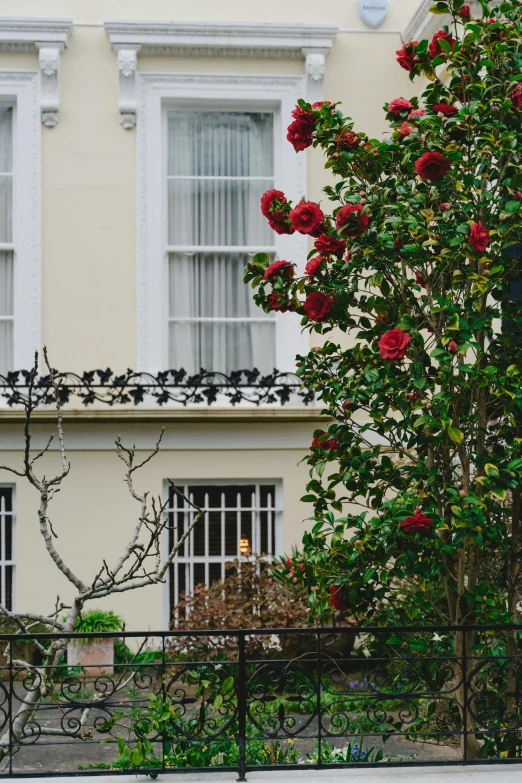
[67,638,114,677]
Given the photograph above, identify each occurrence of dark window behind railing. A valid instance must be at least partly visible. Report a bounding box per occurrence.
[0,369,312,407]
[1,625,522,778]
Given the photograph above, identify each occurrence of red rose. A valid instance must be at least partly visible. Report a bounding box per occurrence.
[408,108,425,119]
[378,329,412,361]
[289,201,324,235]
[268,215,295,235]
[388,98,414,115]
[396,41,419,72]
[335,128,360,151]
[303,291,335,322]
[305,256,325,277]
[399,122,415,139]
[400,508,434,534]
[336,203,370,238]
[429,30,456,59]
[415,151,451,181]
[458,5,471,19]
[314,234,346,257]
[510,84,522,110]
[469,221,489,252]
[267,292,293,312]
[264,260,295,282]
[260,189,287,218]
[329,584,350,612]
[433,103,458,116]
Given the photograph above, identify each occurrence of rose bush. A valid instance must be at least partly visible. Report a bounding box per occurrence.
[245,0,522,661]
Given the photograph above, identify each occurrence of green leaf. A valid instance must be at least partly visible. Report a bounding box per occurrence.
[222,676,235,692]
[363,567,377,584]
[485,463,499,478]
[448,426,464,445]
[214,694,223,711]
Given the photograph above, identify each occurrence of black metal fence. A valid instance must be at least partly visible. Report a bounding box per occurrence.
[0,625,522,777]
[0,369,312,407]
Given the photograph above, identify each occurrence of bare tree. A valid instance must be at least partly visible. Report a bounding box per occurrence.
[0,349,203,758]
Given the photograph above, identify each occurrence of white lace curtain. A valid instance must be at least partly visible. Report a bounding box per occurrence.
[0,107,12,376]
[167,111,276,376]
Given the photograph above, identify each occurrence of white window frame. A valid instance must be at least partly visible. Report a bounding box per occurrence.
[0,72,40,373]
[163,478,283,628]
[137,73,309,378]
[0,485,16,611]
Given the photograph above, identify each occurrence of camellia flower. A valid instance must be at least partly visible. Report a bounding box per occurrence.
[388,98,414,115]
[510,84,522,110]
[429,30,456,59]
[336,128,360,151]
[378,329,412,361]
[305,256,325,277]
[329,584,350,612]
[415,151,451,181]
[286,105,317,151]
[314,234,346,257]
[312,432,339,451]
[289,201,324,235]
[399,122,415,139]
[336,203,370,237]
[408,108,426,119]
[400,508,434,534]
[433,103,458,117]
[267,291,293,312]
[264,260,295,282]
[304,291,335,321]
[458,5,471,19]
[396,41,419,72]
[260,189,287,218]
[448,340,458,353]
[268,215,295,235]
[469,221,489,252]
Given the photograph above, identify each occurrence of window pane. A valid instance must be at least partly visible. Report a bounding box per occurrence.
[0,252,13,315]
[5,566,12,611]
[169,253,274,319]
[167,111,274,177]
[193,563,205,588]
[168,179,273,247]
[0,488,12,513]
[0,176,12,243]
[169,320,275,375]
[0,108,12,173]
[208,563,222,585]
[0,321,13,376]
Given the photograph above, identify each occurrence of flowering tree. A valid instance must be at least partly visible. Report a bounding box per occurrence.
[246,0,522,682]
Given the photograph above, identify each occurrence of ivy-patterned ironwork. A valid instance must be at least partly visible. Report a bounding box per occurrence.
[1,626,522,778]
[0,368,313,407]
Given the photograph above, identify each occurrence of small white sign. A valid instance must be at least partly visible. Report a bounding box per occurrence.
[357,0,389,28]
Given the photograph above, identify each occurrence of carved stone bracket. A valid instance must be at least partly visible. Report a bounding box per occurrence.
[114,45,140,129]
[302,49,328,105]
[36,44,64,127]
[0,18,73,127]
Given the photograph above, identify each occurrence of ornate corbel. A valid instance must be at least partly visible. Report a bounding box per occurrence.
[36,43,64,127]
[302,49,328,105]
[115,45,140,129]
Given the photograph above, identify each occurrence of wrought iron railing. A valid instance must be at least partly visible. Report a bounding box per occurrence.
[0,625,522,777]
[0,369,313,407]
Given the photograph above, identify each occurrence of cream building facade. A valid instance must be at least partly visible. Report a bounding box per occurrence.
[0,0,437,630]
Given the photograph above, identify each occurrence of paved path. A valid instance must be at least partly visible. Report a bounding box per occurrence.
[9,765,522,783]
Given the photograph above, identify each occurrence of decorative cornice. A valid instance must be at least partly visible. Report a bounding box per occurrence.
[105,20,338,128]
[0,17,73,126]
[104,20,338,56]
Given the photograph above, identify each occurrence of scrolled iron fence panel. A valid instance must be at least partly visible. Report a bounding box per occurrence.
[0,626,522,778]
[0,368,313,407]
